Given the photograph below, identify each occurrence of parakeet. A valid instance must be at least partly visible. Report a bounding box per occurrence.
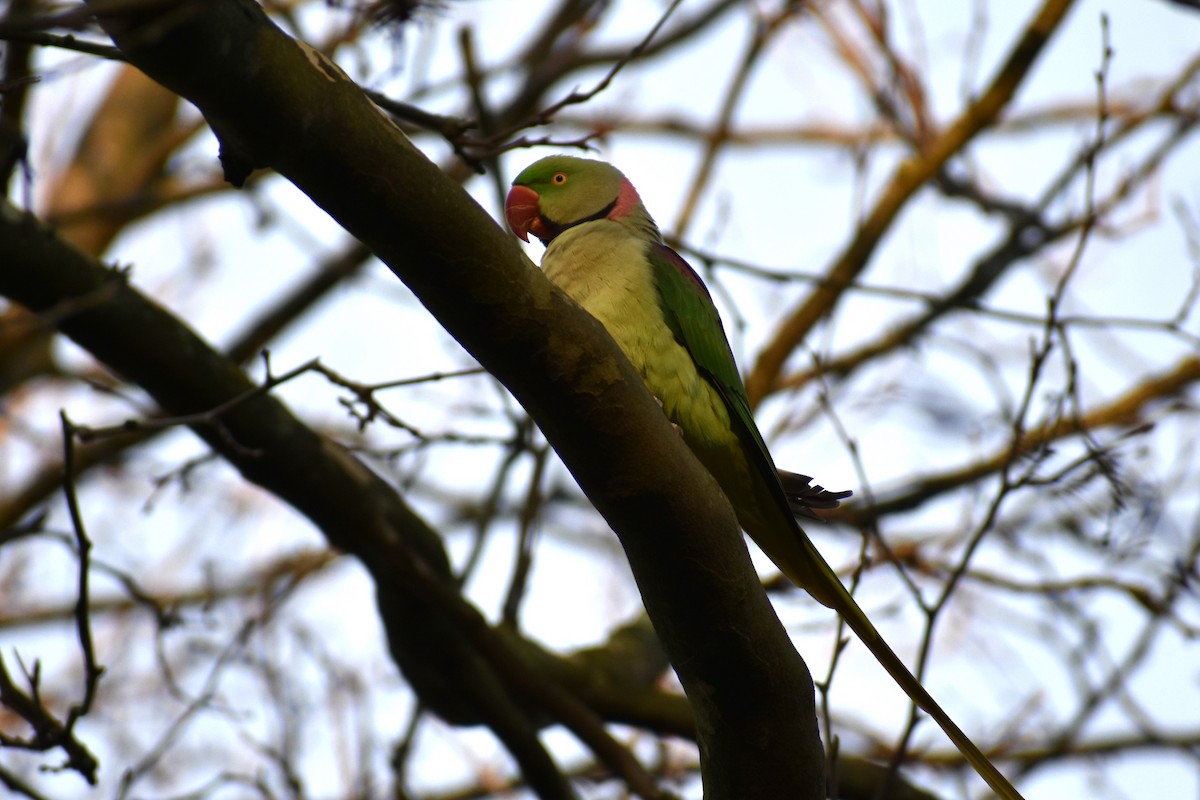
[506,155,1023,800]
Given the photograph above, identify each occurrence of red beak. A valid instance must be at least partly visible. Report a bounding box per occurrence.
[505,184,549,243]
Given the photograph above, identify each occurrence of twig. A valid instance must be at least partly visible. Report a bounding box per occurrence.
[58,413,105,729]
[71,354,317,446]
[0,30,123,60]
[483,0,686,154]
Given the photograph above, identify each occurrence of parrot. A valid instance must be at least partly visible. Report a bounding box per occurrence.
[506,155,1024,800]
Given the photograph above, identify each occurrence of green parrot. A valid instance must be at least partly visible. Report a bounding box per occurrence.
[506,155,1023,800]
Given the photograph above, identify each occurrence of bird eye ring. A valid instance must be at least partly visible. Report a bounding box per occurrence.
[552,172,568,185]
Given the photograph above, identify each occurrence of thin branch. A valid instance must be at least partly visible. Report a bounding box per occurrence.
[745,0,1078,405]
[482,0,686,154]
[58,413,105,728]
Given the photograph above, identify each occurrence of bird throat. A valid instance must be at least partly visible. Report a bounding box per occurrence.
[536,198,619,245]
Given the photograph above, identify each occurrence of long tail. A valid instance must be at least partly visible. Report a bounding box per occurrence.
[701,376,1022,795]
[780,531,1024,800]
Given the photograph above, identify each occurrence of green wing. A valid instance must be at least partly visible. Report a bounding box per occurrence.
[647,243,851,518]
[646,243,783,481]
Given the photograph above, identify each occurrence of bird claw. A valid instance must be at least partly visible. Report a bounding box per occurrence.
[653,396,685,437]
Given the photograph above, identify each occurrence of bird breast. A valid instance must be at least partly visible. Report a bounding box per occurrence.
[541,222,733,448]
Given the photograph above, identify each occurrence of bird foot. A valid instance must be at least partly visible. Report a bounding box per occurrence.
[653,396,684,437]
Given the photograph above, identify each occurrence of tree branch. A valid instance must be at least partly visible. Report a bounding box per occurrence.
[744,0,1078,405]
[3,1,831,795]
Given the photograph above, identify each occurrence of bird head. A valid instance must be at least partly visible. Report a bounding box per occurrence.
[505,155,645,245]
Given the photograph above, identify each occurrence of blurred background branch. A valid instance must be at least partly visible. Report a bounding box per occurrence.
[1,1,1198,798]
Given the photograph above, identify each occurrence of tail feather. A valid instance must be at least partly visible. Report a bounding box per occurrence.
[778,522,1026,800]
[701,375,1024,798]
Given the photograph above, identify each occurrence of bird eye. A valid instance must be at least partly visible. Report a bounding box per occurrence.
[552,172,568,185]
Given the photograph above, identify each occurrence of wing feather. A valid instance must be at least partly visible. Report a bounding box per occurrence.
[645,243,848,519]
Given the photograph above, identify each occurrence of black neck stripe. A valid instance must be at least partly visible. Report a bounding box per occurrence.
[539,197,619,243]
